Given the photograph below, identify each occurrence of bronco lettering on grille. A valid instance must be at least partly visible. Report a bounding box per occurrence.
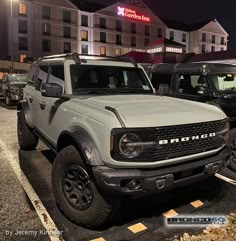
[158,133,216,145]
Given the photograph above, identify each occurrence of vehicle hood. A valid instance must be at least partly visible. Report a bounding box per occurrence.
[82,95,227,127]
[8,82,27,86]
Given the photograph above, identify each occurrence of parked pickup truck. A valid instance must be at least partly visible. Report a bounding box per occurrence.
[150,62,236,172]
[1,74,27,105]
[17,54,230,228]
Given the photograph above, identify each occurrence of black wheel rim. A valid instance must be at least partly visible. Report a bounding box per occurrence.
[62,165,94,211]
[231,140,236,163]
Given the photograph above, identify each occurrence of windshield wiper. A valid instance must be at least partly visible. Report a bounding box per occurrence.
[116,88,152,93]
[76,90,110,95]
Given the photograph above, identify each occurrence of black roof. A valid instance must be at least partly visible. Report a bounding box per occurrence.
[161,18,213,32]
[152,62,236,74]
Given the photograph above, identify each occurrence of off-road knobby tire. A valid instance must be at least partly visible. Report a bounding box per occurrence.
[17,109,38,150]
[228,128,236,172]
[52,145,120,229]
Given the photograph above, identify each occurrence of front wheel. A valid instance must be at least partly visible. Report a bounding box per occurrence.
[52,145,120,228]
[17,109,38,150]
[228,128,236,172]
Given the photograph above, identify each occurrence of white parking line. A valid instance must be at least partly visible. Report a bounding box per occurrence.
[215,173,236,185]
[0,139,64,241]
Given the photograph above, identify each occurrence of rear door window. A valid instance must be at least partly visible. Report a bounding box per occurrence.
[48,65,65,92]
[35,65,49,91]
[177,74,208,95]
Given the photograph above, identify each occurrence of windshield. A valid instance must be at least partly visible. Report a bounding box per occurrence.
[70,65,153,94]
[210,73,236,93]
[9,74,28,82]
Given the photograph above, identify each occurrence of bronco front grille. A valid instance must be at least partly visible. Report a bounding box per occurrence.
[111,119,228,162]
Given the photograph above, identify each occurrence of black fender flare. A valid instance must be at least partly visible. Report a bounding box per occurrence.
[17,99,33,128]
[57,128,104,166]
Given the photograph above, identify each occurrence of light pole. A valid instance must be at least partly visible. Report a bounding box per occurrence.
[10,0,14,73]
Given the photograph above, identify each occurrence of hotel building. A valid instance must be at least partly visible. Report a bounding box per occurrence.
[0,0,229,68]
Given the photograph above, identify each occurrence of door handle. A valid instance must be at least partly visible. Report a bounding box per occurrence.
[28,96,33,103]
[40,101,46,110]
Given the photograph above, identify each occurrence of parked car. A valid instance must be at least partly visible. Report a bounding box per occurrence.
[150,62,236,172]
[1,73,28,105]
[17,53,230,228]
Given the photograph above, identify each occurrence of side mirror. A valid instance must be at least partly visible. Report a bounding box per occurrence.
[41,83,63,98]
[158,84,169,95]
[196,86,213,97]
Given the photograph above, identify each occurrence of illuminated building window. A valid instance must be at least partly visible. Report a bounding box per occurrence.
[170,31,174,41]
[202,33,206,42]
[147,47,162,53]
[131,23,136,34]
[42,23,50,36]
[166,47,182,53]
[19,54,26,63]
[81,44,88,54]
[42,39,51,52]
[19,20,27,34]
[81,30,88,41]
[115,48,121,56]
[182,33,186,42]
[100,46,106,56]
[19,3,27,16]
[0,72,8,79]
[81,15,88,27]
[157,28,162,38]
[64,42,71,53]
[19,37,27,51]
[116,20,122,31]
[131,36,136,47]
[100,32,106,43]
[42,6,51,20]
[100,17,106,29]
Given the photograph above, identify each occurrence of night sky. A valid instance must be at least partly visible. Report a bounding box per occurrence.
[90,0,236,49]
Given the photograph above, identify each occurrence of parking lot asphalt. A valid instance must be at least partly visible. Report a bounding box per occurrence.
[0,106,51,241]
[1,105,236,241]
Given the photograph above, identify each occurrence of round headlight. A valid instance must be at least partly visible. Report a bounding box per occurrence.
[119,133,143,158]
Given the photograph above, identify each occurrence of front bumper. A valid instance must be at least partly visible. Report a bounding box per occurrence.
[93,146,230,197]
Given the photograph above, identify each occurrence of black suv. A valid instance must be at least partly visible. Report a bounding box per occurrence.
[150,63,236,172]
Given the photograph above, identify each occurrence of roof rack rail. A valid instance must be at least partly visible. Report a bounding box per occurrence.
[117,56,138,68]
[79,54,138,67]
[37,53,81,64]
[36,53,138,67]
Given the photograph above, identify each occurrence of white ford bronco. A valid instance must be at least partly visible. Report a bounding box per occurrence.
[17,53,231,228]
